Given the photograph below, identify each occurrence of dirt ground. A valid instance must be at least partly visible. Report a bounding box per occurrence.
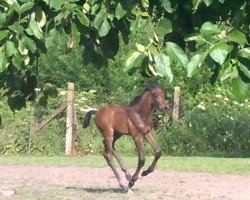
[1,166,250,200]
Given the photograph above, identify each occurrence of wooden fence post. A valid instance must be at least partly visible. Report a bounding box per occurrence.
[65,82,75,156]
[173,86,181,124]
[28,105,34,155]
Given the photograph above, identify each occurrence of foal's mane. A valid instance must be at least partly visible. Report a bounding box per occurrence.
[129,93,145,106]
[129,84,162,106]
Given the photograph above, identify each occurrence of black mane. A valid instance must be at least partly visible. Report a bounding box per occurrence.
[129,93,145,106]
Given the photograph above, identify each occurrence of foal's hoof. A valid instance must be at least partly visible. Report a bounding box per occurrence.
[141,169,152,177]
[120,183,129,192]
[128,180,135,188]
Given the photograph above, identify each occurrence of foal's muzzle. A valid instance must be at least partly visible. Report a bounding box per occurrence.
[159,106,170,114]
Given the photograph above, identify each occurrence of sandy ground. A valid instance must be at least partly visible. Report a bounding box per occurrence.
[1,166,250,200]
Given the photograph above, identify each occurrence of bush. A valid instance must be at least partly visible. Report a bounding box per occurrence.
[31,119,66,156]
[0,111,30,155]
[158,89,250,156]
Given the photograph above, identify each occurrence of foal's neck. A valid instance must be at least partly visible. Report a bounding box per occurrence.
[135,91,153,117]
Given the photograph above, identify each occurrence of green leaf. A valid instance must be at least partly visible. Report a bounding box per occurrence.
[230,65,239,79]
[65,2,78,12]
[166,42,188,67]
[0,51,8,73]
[27,14,44,40]
[83,2,91,13]
[227,30,247,46]
[200,22,221,35]
[187,53,207,77]
[232,76,248,100]
[0,30,9,41]
[45,28,58,48]
[239,48,250,59]
[115,2,127,20]
[20,2,34,14]
[154,53,173,81]
[0,12,6,28]
[98,17,111,37]
[13,1,21,15]
[8,22,24,35]
[209,42,233,65]
[49,0,64,10]
[72,22,80,45]
[35,9,47,28]
[155,18,172,37]
[23,36,37,53]
[136,43,146,52]
[161,0,174,13]
[125,51,143,71]
[54,13,64,25]
[218,0,226,3]
[220,64,234,82]
[185,34,204,42]
[42,0,49,4]
[192,0,203,12]
[77,13,90,26]
[12,51,22,69]
[238,62,250,79]
[130,15,142,31]
[203,0,213,6]
[93,11,105,29]
[5,40,17,57]
[148,64,159,76]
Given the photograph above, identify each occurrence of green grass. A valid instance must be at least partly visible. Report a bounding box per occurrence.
[1,155,250,174]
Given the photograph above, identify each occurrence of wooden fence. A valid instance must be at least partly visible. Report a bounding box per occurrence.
[28,83,181,156]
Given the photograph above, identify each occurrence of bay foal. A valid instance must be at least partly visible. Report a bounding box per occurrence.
[84,85,169,191]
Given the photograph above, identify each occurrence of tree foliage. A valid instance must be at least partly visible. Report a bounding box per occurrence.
[0,0,249,112]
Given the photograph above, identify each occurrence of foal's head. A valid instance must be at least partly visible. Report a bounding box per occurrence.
[148,85,169,113]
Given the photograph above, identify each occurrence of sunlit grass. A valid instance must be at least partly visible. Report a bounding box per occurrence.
[1,155,250,174]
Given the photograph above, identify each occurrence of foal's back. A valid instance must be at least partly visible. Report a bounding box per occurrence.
[95,104,133,135]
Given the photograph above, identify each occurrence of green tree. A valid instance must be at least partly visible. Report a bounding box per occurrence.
[0,0,249,114]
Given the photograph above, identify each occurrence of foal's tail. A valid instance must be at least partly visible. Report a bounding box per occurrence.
[83,110,97,128]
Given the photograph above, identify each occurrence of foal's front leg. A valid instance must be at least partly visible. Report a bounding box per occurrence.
[141,132,161,176]
[128,134,145,188]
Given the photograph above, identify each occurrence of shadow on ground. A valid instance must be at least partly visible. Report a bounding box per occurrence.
[65,186,125,193]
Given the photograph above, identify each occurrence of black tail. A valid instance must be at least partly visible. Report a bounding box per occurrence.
[83,110,97,128]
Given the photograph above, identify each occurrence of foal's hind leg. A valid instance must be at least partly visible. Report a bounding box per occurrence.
[141,132,161,177]
[113,151,131,181]
[112,134,131,181]
[103,134,129,191]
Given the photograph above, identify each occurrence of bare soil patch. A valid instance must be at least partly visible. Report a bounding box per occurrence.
[1,165,250,200]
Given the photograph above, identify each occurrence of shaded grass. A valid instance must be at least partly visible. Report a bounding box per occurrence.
[1,155,250,174]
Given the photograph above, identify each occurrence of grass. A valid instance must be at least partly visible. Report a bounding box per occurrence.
[1,155,250,174]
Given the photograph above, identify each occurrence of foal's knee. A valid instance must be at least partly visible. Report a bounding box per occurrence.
[155,148,162,159]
